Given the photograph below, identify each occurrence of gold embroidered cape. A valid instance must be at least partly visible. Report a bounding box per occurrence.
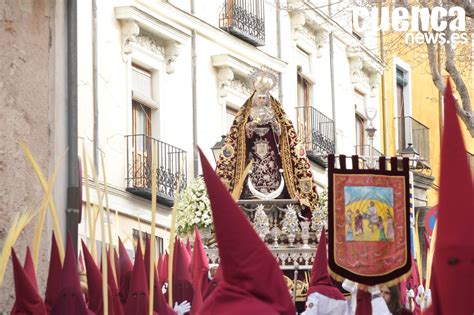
[215,93,319,211]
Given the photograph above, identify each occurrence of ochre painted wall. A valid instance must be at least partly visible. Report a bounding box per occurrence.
[379,32,473,208]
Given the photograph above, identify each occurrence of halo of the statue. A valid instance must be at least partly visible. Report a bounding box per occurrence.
[248,67,278,92]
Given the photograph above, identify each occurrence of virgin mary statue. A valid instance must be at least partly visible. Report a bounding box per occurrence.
[215,70,319,217]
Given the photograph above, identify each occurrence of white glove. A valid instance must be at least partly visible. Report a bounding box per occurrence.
[406,289,415,298]
[162,282,169,294]
[422,289,432,309]
[417,285,425,295]
[415,285,424,305]
[368,285,381,296]
[342,279,357,293]
[424,289,431,301]
[174,300,191,315]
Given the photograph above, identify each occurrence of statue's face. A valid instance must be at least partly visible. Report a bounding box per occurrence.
[256,93,268,106]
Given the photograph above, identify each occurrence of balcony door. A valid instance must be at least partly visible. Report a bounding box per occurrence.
[396,67,410,151]
[132,101,152,188]
[297,71,312,150]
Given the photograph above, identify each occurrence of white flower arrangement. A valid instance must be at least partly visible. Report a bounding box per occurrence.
[176,176,213,237]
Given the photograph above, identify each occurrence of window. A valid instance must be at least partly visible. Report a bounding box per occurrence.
[355,114,365,147]
[297,73,312,148]
[131,65,153,140]
[297,72,311,109]
[132,229,165,256]
[131,66,153,188]
[132,66,152,98]
[396,67,409,150]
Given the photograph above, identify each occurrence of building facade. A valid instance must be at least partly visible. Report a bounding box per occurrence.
[0,0,69,310]
[76,0,384,255]
[380,20,474,273]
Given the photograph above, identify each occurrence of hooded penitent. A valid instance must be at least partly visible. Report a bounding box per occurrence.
[308,229,345,300]
[44,233,62,313]
[51,234,92,315]
[124,242,149,315]
[23,246,38,291]
[144,237,176,315]
[190,225,209,314]
[172,238,194,305]
[81,240,104,314]
[304,229,346,315]
[197,148,295,315]
[107,248,124,315]
[11,248,47,315]
[426,81,474,314]
[118,238,133,307]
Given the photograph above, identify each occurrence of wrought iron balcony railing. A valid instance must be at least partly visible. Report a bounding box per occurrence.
[395,116,430,164]
[219,0,265,46]
[125,134,187,206]
[296,106,335,163]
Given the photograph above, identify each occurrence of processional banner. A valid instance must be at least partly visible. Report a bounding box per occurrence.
[327,155,411,286]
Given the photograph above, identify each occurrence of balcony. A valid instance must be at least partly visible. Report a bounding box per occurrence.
[296,106,335,166]
[395,116,430,165]
[219,0,265,46]
[125,135,187,207]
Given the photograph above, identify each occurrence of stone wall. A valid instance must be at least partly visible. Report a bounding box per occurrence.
[0,0,59,310]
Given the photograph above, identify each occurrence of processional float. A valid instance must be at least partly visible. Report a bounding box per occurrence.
[207,69,411,310]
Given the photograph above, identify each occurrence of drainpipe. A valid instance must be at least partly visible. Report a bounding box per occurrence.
[276,0,283,103]
[379,0,388,155]
[66,0,80,251]
[92,0,99,169]
[328,0,337,151]
[191,0,198,177]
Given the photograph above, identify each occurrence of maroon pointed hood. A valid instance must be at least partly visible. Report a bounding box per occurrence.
[51,234,91,315]
[23,246,38,291]
[124,242,149,315]
[161,251,169,286]
[172,238,193,305]
[118,237,133,305]
[190,226,209,314]
[186,238,192,257]
[144,237,175,315]
[428,80,474,314]
[107,247,124,315]
[197,148,295,315]
[82,240,104,314]
[307,229,345,300]
[113,247,121,288]
[202,265,223,301]
[45,233,62,313]
[11,248,47,314]
[158,254,164,282]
